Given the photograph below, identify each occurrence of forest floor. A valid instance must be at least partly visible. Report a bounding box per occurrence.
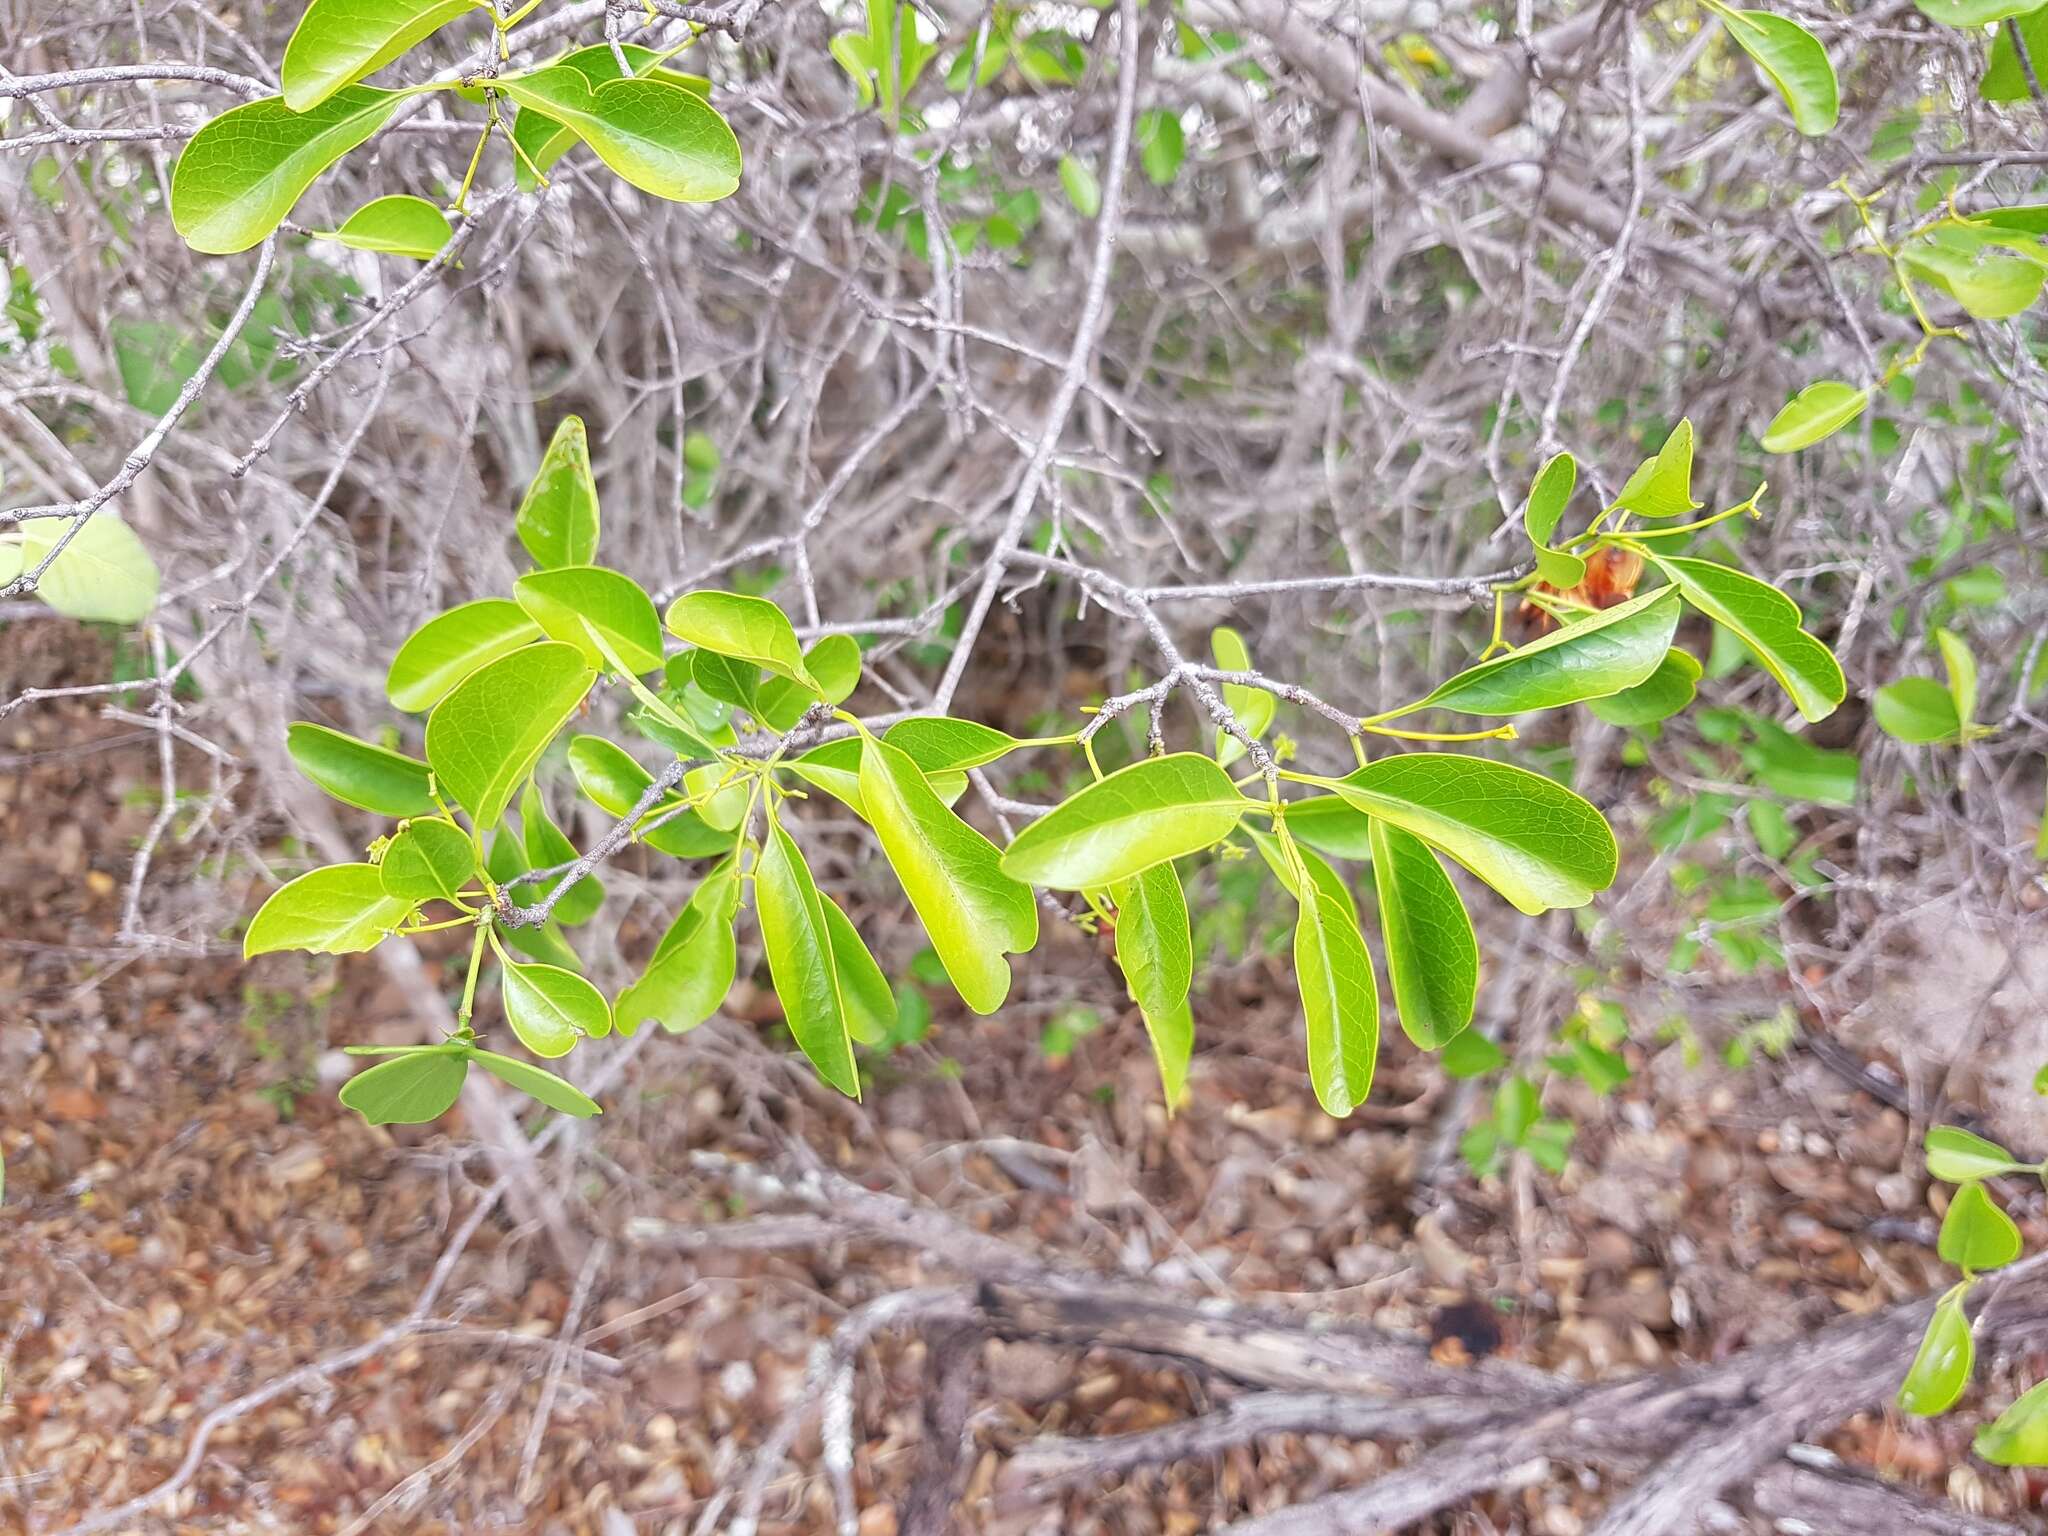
[5,623,2047,1536]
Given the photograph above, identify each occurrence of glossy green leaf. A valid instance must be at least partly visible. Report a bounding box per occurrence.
[1710,4,1839,135]
[495,65,741,204]
[860,733,1037,1013]
[1937,627,1979,730]
[1876,677,1961,744]
[1281,795,1377,861]
[16,515,159,621]
[1329,753,1616,915]
[514,565,662,675]
[1650,555,1844,722]
[1001,754,1246,890]
[1898,1291,1975,1416]
[665,590,814,688]
[509,43,709,190]
[519,783,601,926]
[1211,626,1275,768]
[691,648,762,713]
[316,193,452,259]
[281,0,479,110]
[1900,225,2048,319]
[821,894,896,1047]
[1616,418,1702,518]
[1970,204,2048,235]
[487,828,585,969]
[1916,0,2042,21]
[1412,588,1680,717]
[1985,8,2048,101]
[565,735,727,857]
[246,863,414,957]
[1974,1378,2048,1465]
[1925,1125,2032,1183]
[1293,850,1379,1116]
[615,863,738,1034]
[339,1048,468,1125]
[1112,862,1196,1108]
[1369,821,1476,1049]
[171,87,406,254]
[379,817,477,902]
[1762,379,1870,453]
[470,1048,602,1116]
[425,642,595,831]
[1524,452,1587,589]
[787,735,967,817]
[500,954,610,1057]
[885,717,1022,771]
[286,721,436,817]
[757,818,860,1095]
[755,633,864,729]
[1587,647,1702,727]
[1939,1181,2022,1271]
[386,599,542,713]
[514,416,599,569]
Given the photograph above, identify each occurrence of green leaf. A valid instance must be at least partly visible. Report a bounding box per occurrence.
[757,817,860,1095]
[1708,4,1839,135]
[1937,627,1979,730]
[1969,203,2048,235]
[1058,154,1101,217]
[1412,588,1680,717]
[1986,8,2048,101]
[832,0,937,120]
[379,817,477,902]
[1650,555,1845,722]
[1281,795,1377,861]
[281,0,479,110]
[424,642,595,830]
[1876,677,1962,744]
[1615,419,1702,518]
[519,782,601,925]
[665,590,815,688]
[1762,379,1871,453]
[1974,1378,2048,1465]
[246,863,414,957]
[565,735,728,857]
[1112,862,1196,1107]
[1925,1125,2032,1183]
[1443,1029,1506,1078]
[860,732,1037,1013]
[1916,0,2042,21]
[16,515,160,622]
[514,416,600,569]
[171,87,406,255]
[755,634,863,729]
[615,863,739,1034]
[339,1048,468,1125]
[315,193,452,259]
[495,65,741,204]
[1211,626,1275,767]
[470,1048,602,1116]
[1898,1291,1975,1416]
[1329,753,1617,915]
[884,717,1022,771]
[1939,1181,2022,1272]
[1900,225,2048,319]
[1495,1074,1540,1143]
[509,43,709,190]
[1369,821,1476,1049]
[286,721,436,817]
[1293,851,1379,1116]
[386,599,543,713]
[691,648,763,713]
[1137,109,1185,185]
[514,565,662,675]
[1587,648,1702,727]
[820,894,896,1047]
[1001,754,1246,890]
[499,954,610,1057]
[1523,452,1587,588]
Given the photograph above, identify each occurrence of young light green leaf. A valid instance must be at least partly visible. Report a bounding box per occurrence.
[1899,1290,1975,1416]
[281,0,479,110]
[1900,225,2048,319]
[1986,9,2048,101]
[495,66,741,204]
[1112,861,1196,1108]
[1211,626,1275,768]
[519,782,601,926]
[514,416,599,569]
[1329,753,1617,915]
[1523,451,1587,588]
[500,954,610,1057]
[1916,0,2041,21]
[509,43,708,190]
[425,642,595,830]
[316,193,452,259]
[171,88,406,255]
[665,590,816,688]
[1925,1125,2032,1183]
[1974,1378,2048,1465]
[246,863,414,957]
[386,599,543,713]
[1939,1181,2022,1272]
[1615,418,1702,518]
[379,817,477,902]
[1649,554,1845,722]
[1587,648,1702,727]
[1059,154,1101,217]
[1293,853,1379,1117]
[1369,820,1476,1049]
[614,862,739,1034]
[820,893,896,1047]
[286,721,436,817]
[1443,1028,1506,1078]
[1410,588,1680,717]
[1001,754,1246,890]
[757,817,860,1095]
[17,515,160,622]
[1762,379,1870,453]
[339,1048,469,1125]
[1707,3,1839,135]
[514,565,662,675]
[860,733,1037,1013]
[755,634,863,729]
[470,1048,602,1116]
[1937,627,1979,730]
[883,717,1023,772]
[1876,678,1960,744]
